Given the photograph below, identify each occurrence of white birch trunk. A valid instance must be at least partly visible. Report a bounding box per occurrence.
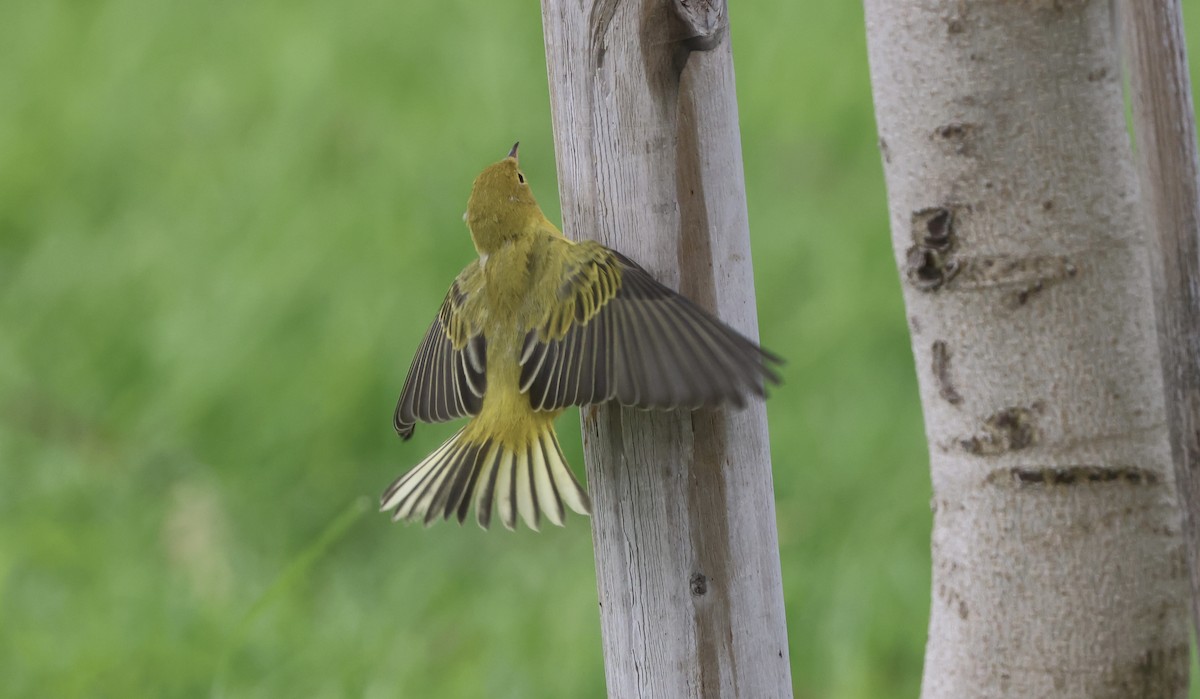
[863,1,1190,696]
[1120,0,1200,637]
[540,0,792,696]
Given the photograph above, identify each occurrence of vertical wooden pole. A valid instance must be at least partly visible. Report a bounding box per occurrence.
[1120,0,1200,636]
[540,1,792,696]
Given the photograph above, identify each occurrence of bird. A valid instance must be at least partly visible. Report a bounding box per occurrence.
[381,143,781,531]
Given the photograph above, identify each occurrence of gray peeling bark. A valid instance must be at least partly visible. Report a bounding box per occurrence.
[1120,0,1200,637]
[540,0,792,696]
[864,1,1189,697]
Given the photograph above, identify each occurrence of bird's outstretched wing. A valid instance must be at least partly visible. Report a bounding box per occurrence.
[518,241,781,412]
[394,263,487,439]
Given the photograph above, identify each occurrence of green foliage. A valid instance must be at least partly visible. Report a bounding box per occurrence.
[2,2,1199,697]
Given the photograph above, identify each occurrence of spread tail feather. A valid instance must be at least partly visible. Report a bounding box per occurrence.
[380,423,591,530]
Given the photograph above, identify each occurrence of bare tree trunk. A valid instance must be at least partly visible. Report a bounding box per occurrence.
[863,1,1190,696]
[1120,0,1200,637]
[540,1,792,696]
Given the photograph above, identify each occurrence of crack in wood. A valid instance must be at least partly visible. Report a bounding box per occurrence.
[953,254,1079,307]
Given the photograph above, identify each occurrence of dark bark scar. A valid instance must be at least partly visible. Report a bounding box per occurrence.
[931,340,963,405]
[905,206,960,291]
[985,465,1161,488]
[961,403,1044,455]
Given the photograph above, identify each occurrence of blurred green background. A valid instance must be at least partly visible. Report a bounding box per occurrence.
[3,2,1199,698]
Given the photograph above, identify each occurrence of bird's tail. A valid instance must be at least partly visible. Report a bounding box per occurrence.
[380,420,591,530]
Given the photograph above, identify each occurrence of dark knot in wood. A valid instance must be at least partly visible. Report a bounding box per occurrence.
[673,0,726,51]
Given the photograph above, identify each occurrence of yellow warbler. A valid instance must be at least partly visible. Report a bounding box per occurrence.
[382,143,780,530]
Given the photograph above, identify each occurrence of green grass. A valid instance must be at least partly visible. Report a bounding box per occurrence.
[2,2,1199,697]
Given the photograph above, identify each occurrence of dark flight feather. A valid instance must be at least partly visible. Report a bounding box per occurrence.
[393,270,487,439]
[519,246,781,412]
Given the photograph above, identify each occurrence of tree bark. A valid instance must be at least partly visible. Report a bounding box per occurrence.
[863,1,1190,696]
[1119,0,1200,637]
[540,1,792,696]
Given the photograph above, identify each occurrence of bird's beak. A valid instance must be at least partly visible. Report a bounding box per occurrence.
[507,141,520,161]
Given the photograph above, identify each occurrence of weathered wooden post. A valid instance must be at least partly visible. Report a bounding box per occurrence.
[540,1,793,696]
[1120,0,1200,636]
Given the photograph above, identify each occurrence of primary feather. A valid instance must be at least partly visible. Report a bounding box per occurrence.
[383,144,780,530]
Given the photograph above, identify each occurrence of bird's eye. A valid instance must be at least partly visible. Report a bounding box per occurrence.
[517,172,526,184]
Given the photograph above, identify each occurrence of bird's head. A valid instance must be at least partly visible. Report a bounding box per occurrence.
[466,142,544,256]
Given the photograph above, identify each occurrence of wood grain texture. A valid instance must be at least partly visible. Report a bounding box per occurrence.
[1120,0,1200,638]
[864,1,1190,696]
[540,0,792,696]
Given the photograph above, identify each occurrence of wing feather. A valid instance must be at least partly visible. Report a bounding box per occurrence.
[518,242,781,412]
[394,265,487,439]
